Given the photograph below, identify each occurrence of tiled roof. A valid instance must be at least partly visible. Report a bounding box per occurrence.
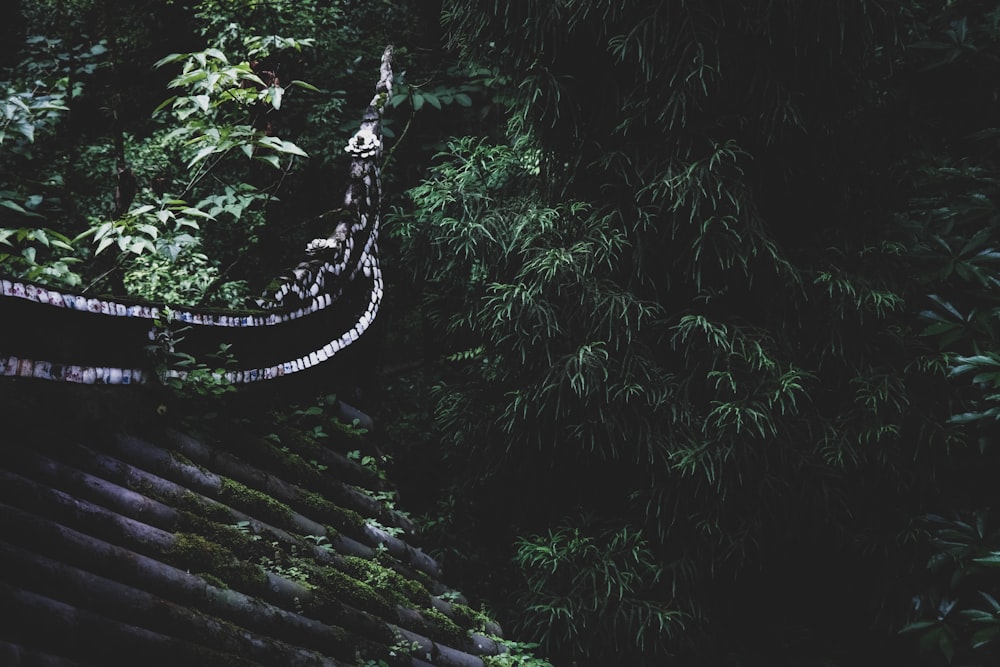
[0,381,506,666]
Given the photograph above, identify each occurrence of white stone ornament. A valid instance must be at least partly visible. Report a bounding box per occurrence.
[345,128,380,159]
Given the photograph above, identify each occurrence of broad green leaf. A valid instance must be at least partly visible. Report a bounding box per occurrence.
[269,86,283,110]
[278,140,307,157]
[204,48,227,63]
[95,235,116,255]
[128,240,150,254]
[255,154,281,169]
[29,229,49,246]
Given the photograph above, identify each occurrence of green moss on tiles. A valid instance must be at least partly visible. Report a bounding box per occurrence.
[238,434,324,486]
[298,489,334,515]
[176,490,236,524]
[341,556,430,608]
[298,490,367,535]
[331,506,367,535]
[198,572,228,589]
[407,567,437,596]
[176,509,273,563]
[218,478,292,525]
[279,429,327,461]
[448,602,495,634]
[170,450,208,475]
[310,567,393,619]
[170,532,267,592]
[420,606,467,646]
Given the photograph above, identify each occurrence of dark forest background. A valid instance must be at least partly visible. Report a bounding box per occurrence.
[3,1,1000,665]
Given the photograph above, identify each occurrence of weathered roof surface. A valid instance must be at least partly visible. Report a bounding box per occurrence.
[0,380,505,666]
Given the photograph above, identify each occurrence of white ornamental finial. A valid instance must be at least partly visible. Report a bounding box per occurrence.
[345,128,381,158]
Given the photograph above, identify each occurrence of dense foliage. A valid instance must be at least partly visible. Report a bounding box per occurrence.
[0,0,450,302]
[3,1,1000,665]
[391,1,1000,665]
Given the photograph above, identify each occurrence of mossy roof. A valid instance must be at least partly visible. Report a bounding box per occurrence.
[0,380,506,667]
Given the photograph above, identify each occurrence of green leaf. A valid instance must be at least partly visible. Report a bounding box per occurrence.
[973,553,1000,566]
[153,52,187,68]
[16,121,35,143]
[29,229,49,247]
[900,620,938,633]
[95,235,116,255]
[179,207,214,219]
[188,145,217,167]
[204,48,227,63]
[255,154,281,169]
[278,140,307,157]
[0,200,26,213]
[269,86,283,110]
[289,79,321,92]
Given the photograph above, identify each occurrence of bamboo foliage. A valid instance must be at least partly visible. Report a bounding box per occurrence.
[394,1,1000,664]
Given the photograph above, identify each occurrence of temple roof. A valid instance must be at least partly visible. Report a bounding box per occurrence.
[0,380,506,666]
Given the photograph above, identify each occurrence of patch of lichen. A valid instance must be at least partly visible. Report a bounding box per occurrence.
[218,478,292,525]
[170,532,267,592]
[341,556,431,609]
